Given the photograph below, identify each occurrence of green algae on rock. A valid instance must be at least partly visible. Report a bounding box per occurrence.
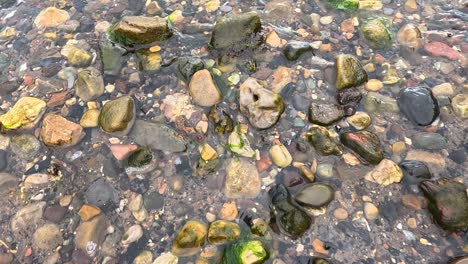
[0,97,46,130]
[108,16,172,46]
[360,16,393,49]
[172,220,208,256]
[335,54,368,90]
[307,126,343,156]
[325,0,359,12]
[340,131,384,165]
[222,240,268,264]
[207,220,241,245]
[125,147,157,175]
[99,96,136,136]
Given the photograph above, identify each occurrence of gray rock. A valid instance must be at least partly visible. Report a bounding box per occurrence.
[0,150,6,171]
[0,172,17,194]
[412,132,447,150]
[85,178,119,211]
[283,41,314,61]
[109,16,172,46]
[11,202,46,235]
[75,68,105,102]
[130,120,186,153]
[99,35,125,76]
[10,134,41,159]
[316,164,334,178]
[308,102,344,126]
[295,183,335,208]
[144,191,164,210]
[397,86,439,126]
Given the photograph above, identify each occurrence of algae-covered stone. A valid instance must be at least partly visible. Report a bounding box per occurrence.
[347,112,371,130]
[307,126,343,156]
[137,50,162,71]
[364,92,399,113]
[65,47,92,67]
[335,54,368,90]
[225,158,261,199]
[222,240,267,264]
[172,220,208,256]
[228,127,256,158]
[75,68,105,102]
[308,102,344,126]
[109,16,172,46]
[99,96,135,135]
[133,250,153,264]
[125,147,157,175]
[360,16,392,49]
[207,220,241,245]
[283,41,314,61]
[340,131,383,165]
[0,97,46,130]
[325,0,359,12]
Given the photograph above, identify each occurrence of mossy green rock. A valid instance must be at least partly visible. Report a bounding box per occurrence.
[325,0,359,11]
[222,240,267,264]
[125,147,157,175]
[207,220,241,245]
[420,179,468,231]
[335,54,368,90]
[75,68,105,102]
[109,16,172,46]
[172,220,207,257]
[307,126,343,156]
[361,16,393,49]
[340,131,384,165]
[99,96,135,135]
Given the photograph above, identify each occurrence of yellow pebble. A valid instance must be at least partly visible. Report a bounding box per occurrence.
[365,79,384,91]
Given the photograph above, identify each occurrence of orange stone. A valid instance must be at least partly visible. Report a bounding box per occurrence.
[219,201,238,221]
[110,144,138,160]
[312,239,329,255]
[78,204,102,221]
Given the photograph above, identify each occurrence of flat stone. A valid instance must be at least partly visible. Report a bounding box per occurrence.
[0,97,46,130]
[75,214,109,251]
[424,42,460,60]
[0,172,17,194]
[34,7,70,28]
[405,150,446,173]
[412,132,447,150]
[78,204,102,221]
[294,183,335,208]
[85,178,119,211]
[33,224,63,251]
[189,69,221,107]
[80,109,100,128]
[11,202,46,235]
[225,158,261,199]
[365,159,403,186]
[130,120,186,152]
[40,114,85,147]
[364,92,399,113]
[10,134,41,159]
[99,96,135,135]
[109,16,172,46]
[172,220,207,256]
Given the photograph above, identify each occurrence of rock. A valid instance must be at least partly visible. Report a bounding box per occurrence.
[153,252,178,264]
[0,253,13,264]
[333,208,348,220]
[0,173,17,194]
[109,16,172,46]
[209,11,262,53]
[174,57,205,83]
[40,114,85,147]
[397,87,439,126]
[99,36,125,76]
[336,88,362,106]
[360,16,392,48]
[222,240,268,264]
[228,128,256,158]
[412,132,447,150]
[11,202,46,235]
[399,160,432,185]
[110,144,138,161]
[364,92,399,113]
[75,214,109,251]
[365,79,383,91]
[143,191,164,210]
[134,250,153,264]
[325,0,359,11]
[33,224,63,251]
[424,42,460,60]
[420,179,468,231]
[189,69,222,107]
[34,7,69,28]
[308,102,344,126]
[365,159,403,186]
[364,202,379,220]
[200,143,217,161]
[80,109,100,128]
[85,178,119,211]
[99,96,135,135]
[209,106,234,134]
[448,149,466,164]
[397,24,422,50]
[64,47,92,67]
[269,184,312,239]
[194,158,221,178]
[316,164,333,178]
[452,94,468,119]
[225,158,261,199]
[340,131,384,165]
[307,126,343,156]
[78,204,102,221]
[125,147,157,175]
[283,41,314,60]
[405,150,445,173]
[449,257,468,264]
[122,224,143,245]
[207,220,241,245]
[137,50,162,71]
[402,194,425,210]
[239,78,285,129]
[335,54,368,90]
[219,202,238,221]
[43,205,66,223]
[295,183,335,208]
[431,83,454,97]
[172,220,207,256]
[75,68,105,102]
[404,0,417,12]
[0,97,46,130]
[347,112,371,130]
[10,134,41,159]
[269,144,292,167]
[270,66,293,93]
[130,120,186,152]
[24,173,49,187]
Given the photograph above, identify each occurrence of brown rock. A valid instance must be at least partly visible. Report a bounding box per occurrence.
[333,208,348,220]
[404,0,418,13]
[402,194,426,210]
[188,69,221,107]
[75,214,109,251]
[78,204,102,221]
[219,201,238,221]
[40,114,85,147]
[312,239,329,255]
[364,202,379,220]
[407,218,417,228]
[424,42,460,60]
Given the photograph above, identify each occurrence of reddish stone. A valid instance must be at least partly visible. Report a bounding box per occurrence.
[110,144,138,160]
[424,42,460,60]
[47,92,69,108]
[374,54,386,64]
[24,247,32,257]
[23,75,34,86]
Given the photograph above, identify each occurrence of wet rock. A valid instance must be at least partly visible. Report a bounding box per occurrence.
[189,69,222,107]
[99,96,135,135]
[239,78,285,129]
[269,144,292,167]
[125,147,157,175]
[405,150,445,173]
[449,257,468,264]
[0,97,46,130]
[420,179,468,231]
[347,112,372,130]
[44,205,67,223]
[448,149,466,164]
[269,184,312,239]
[200,143,217,161]
[40,114,85,147]
[399,160,432,184]
[85,178,119,211]
[308,102,344,126]
[397,87,439,126]
[365,159,403,186]
[75,68,105,102]
[133,250,152,264]
[225,158,261,198]
[424,42,460,60]
[397,24,422,50]
[10,134,41,159]
[452,94,468,119]
[0,253,13,264]
[75,213,109,251]
[78,204,102,221]
[336,87,362,106]
[99,36,125,76]
[0,172,17,194]
[365,79,383,91]
[325,0,359,11]
[137,50,162,71]
[364,202,379,220]
[209,11,262,53]
[412,132,447,150]
[122,224,143,245]
[172,220,208,256]
[109,16,172,46]
[34,7,70,28]
[64,47,92,67]
[154,252,178,264]
[316,164,333,178]
[307,126,343,156]
[174,57,205,83]
[340,131,384,165]
[335,54,368,90]
[222,240,267,264]
[295,183,335,208]
[360,16,392,48]
[129,178,150,194]
[80,109,100,128]
[364,92,399,113]
[33,224,63,251]
[432,83,454,97]
[143,191,164,210]
[11,202,46,235]
[130,120,186,152]
[207,220,241,245]
[194,158,221,178]
[283,41,314,61]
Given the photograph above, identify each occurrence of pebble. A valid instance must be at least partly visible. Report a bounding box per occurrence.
[316,163,333,178]
[219,201,238,221]
[269,144,292,168]
[364,202,379,220]
[121,224,143,245]
[319,16,333,25]
[407,218,417,228]
[333,208,349,220]
[33,224,63,251]
[365,159,403,186]
[452,94,468,119]
[365,79,383,91]
[432,83,454,96]
[189,69,222,107]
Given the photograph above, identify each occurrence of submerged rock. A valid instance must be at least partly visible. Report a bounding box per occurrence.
[85,178,119,211]
[412,132,447,150]
[0,97,46,130]
[174,57,205,83]
[360,16,392,49]
[109,16,172,46]
[209,106,234,134]
[269,184,312,239]
[130,120,186,152]
[269,144,292,167]
[397,24,422,50]
[365,159,403,186]
[347,112,372,130]
[335,54,368,90]
[222,240,268,264]
[207,220,241,245]
[419,179,468,231]
[295,183,335,208]
[34,7,70,28]
[10,134,41,159]
[283,41,314,60]
[40,114,85,147]
[75,214,109,251]
[340,131,384,165]
[399,160,432,185]
[189,69,222,107]
[336,87,362,106]
[239,78,285,129]
[33,224,63,251]
[325,0,359,11]
[364,92,399,113]
[172,220,207,256]
[125,147,157,175]
[452,94,468,119]
[308,102,344,126]
[99,36,125,76]
[397,87,439,126]
[225,158,261,198]
[307,126,343,156]
[99,96,136,135]
[75,68,105,102]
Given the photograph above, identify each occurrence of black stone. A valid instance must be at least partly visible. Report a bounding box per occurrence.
[129,178,150,194]
[283,41,314,61]
[43,205,67,223]
[174,57,204,83]
[397,87,439,126]
[448,149,466,164]
[399,160,432,185]
[340,131,384,165]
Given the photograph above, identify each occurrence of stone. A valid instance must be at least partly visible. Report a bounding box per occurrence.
[399,160,432,184]
[269,144,292,168]
[99,36,126,76]
[239,78,285,129]
[412,132,447,150]
[130,120,186,152]
[404,0,417,12]
[347,112,371,130]
[99,96,135,135]
[125,147,157,175]
[397,24,422,50]
[144,191,165,210]
[431,83,454,97]
[43,205,66,223]
[208,106,234,135]
[109,16,172,46]
[283,41,314,61]
[269,184,312,239]
[219,202,238,221]
[405,150,445,173]
[153,252,178,264]
[11,202,46,235]
[34,7,69,28]
[364,92,399,113]
[364,202,379,220]
[40,114,85,147]
[172,220,208,256]
[452,94,468,119]
[0,97,46,130]
[78,204,102,221]
[402,194,425,210]
[10,134,41,159]
[207,220,241,245]
[424,42,460,60]
[85,178,119,211]
[174,57,205,84]
[316,164,333,178]
[398,87,440,126]
[0,150,6,171]
[200,143,218,161]
[65,47,92,67]
[189,69,221,107]
[134,250,153,264]
[0,253,13,264]
[360,16,392,49]
[335,54,368,90]
[75,214,109,251]
[340,131,384,165]
[308,102,344,126]
[334,208,348,220]
[336,88,362,106]
[75,68,105,102]
[225,158,261,199]
[137,50,162,71]
[420,179,468,231]
[0,173,16,194]
[222,240,267,264]
[24,173,49,187]
[33,224,63,251]
[307,126,343,156]
[122,224,143,245]
[295,183,335,208]
[80,109,100,128]
[325,0,359,11]
[110,144,137,161]
[365,159,403,186]
[365,79,383,91]
[270,66,293,93]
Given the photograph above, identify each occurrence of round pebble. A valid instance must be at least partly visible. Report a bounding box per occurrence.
[333,208,348,220]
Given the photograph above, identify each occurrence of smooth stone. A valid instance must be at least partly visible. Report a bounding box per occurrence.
[80,109,100,128]
[405,150,445,173]
[412,132,447,150]
[365,79,383,91]
[364,92,399,113]
[10,134,41,159]
[222,240,267,264]
[307,126,343,156]
[335,54,368,90]
[0,172,17,194]
[207,220,241,245]
[364,202,379,220]
[99,96,135,135]
[34,7,70,28]
[43,205,67,223]
[109,16,172,46]
[125,147,157,175]
[122,224,143,245]
[295,183,335,208]
[431,83,454,97]
[143,191,164,211]
[420,179,468,231]
[33,224,63,251]
[99,36,126,76]
[85,178,119,211]
[11,202,46,235]
[40,114,85,147]
[365,159,403,186]
[397,87,439,126]
[269,144,292,167]
[283,41,314,61]
[316,164,333,178]
[153,252,178,264]
[130,120,186,152]
[172,220,207,257]
[65,47,92,67]
[360,16,392,48]
[347,112,372,130]
[225,158,261,199]
[75,214,109,251]
[0,97,46,130]
[308,103,344,126]
[452,94,468,119]
[228,127,256,158]
[397,24,422,50]
[189,69,221,107]
[75,68,105,102]
[399,160,432,184]
[340,131,384,165]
